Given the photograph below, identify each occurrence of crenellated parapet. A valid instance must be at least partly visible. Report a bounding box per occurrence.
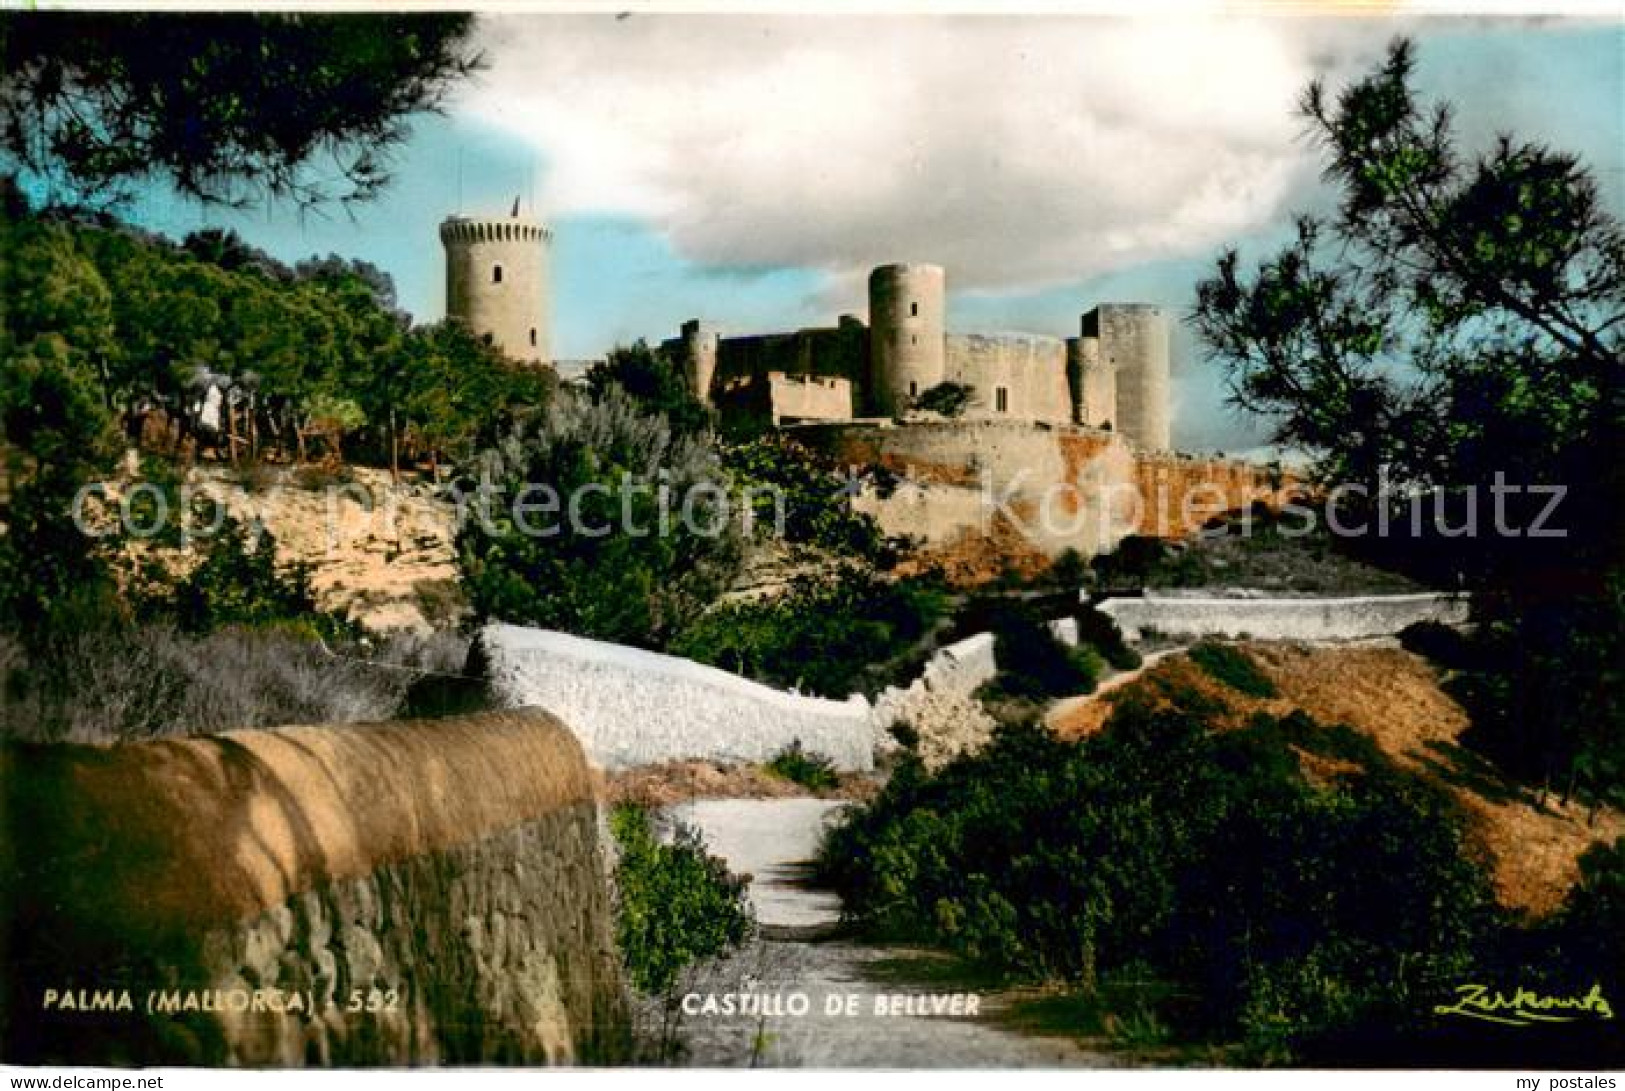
[438,218,554,245]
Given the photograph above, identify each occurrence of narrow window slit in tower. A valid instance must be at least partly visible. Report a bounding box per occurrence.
[493,264,503,284]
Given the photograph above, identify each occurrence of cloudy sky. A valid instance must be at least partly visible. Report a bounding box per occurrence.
[128,14,1623,453]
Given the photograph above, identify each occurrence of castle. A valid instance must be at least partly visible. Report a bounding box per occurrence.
[663,263,1173,451]
[437,208,1285,579]
[439,206,1171,452]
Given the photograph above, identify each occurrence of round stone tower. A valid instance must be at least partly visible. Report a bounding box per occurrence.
[1086,304,1170,450]
[1066,335,1117,429]
[440,208,552,365]
[868,263,946,416]
[678,319,722,405]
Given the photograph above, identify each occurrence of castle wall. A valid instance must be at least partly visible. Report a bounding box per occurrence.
[1086,304,1170,450]
[790,420,1285,586]
[765,371,854,422]
[710,323,868,398]
[869,264,946,415]
[441,217,552,364]
[944,333,1071,424]
[3,711,629,1066]
[1130,453,1291,539]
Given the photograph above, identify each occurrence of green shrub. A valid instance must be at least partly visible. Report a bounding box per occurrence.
[888,719,921,751]
[291,460,358,492]
[610,804,754,999]
[1545,837,1625,988]
[979,599,1100,701]
[817,705,1496,1062]
[1075,603,1142,671]
[1091,535,1197,590]
[1187,640,1277,698]
[0,623,444,743]
[722,434,890,562]
[766,740,840,791]
[1047,548,1091,590]
[1398,620,1474,668]
[1453,586,1625,808]
[670,567,946,698]
[586,339,713,439]
[455,389,742,648]
[1270,710,1389,769]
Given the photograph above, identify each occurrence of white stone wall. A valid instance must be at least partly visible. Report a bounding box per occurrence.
[480,623,876,772]
[1096,591,1472,642]
[479,624,1012,774]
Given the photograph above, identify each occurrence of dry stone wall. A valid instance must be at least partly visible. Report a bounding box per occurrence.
[1,711,629,1066]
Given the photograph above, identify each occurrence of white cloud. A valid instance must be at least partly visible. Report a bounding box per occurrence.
[460,15,1391,297]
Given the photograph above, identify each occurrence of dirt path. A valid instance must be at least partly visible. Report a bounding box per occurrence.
[653,799,1114,1068]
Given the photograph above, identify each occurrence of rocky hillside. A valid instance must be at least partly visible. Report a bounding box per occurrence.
[116,462,462,634]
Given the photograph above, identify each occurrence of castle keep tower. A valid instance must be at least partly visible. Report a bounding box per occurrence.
[440,205,552,364]
[1084,304,1171,450]
[869,263,946,416]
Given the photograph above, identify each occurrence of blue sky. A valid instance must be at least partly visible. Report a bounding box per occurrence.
[121,15,1623,454]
